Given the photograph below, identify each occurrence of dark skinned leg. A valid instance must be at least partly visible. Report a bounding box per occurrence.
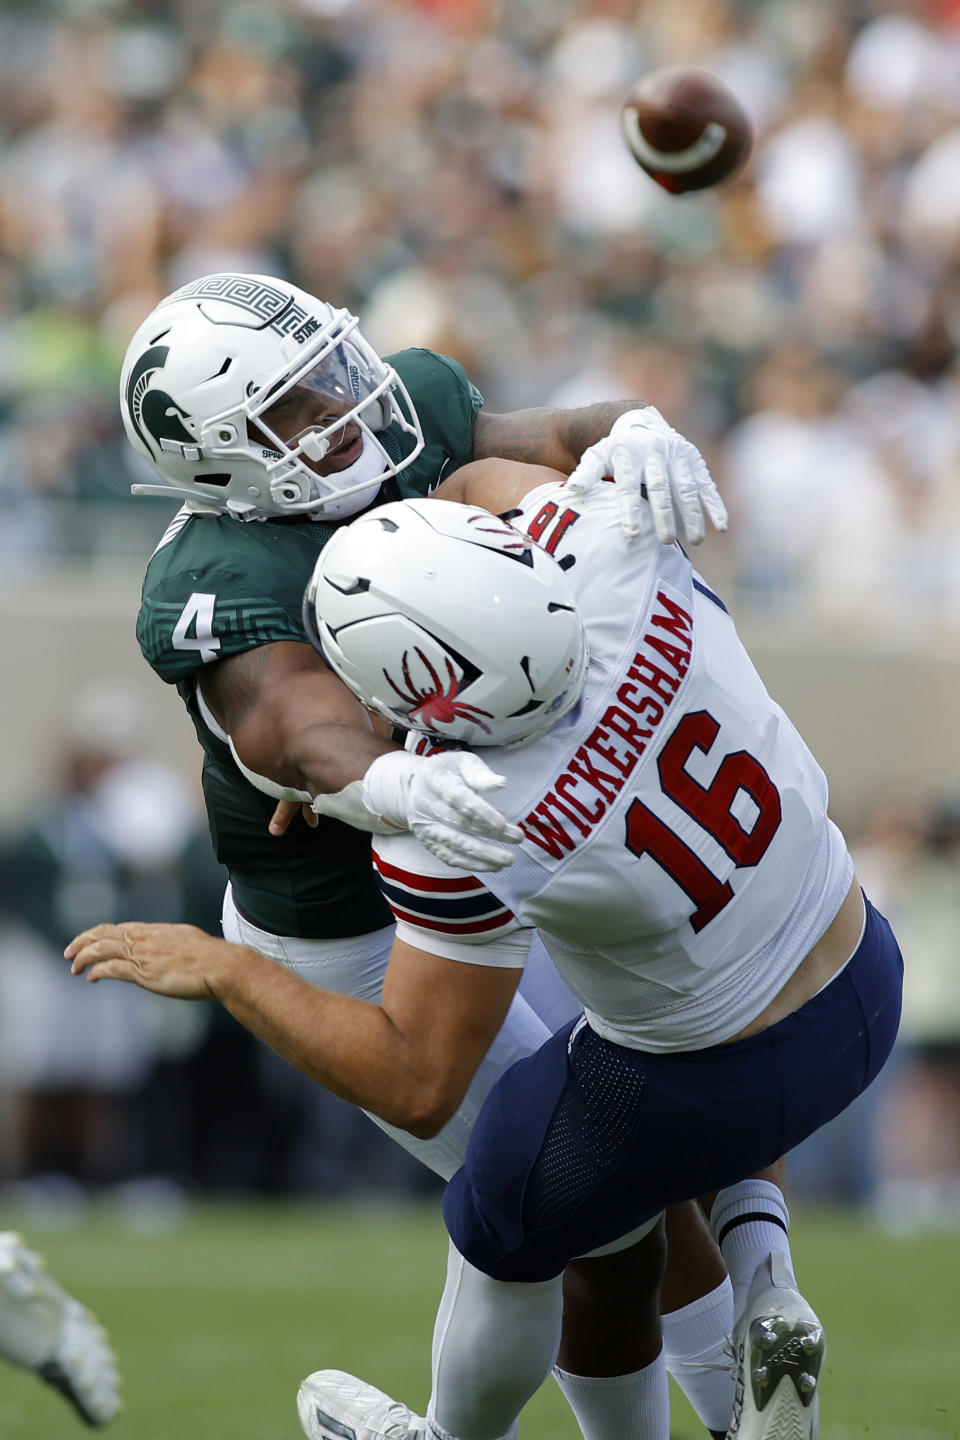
[557,1201,728,1376]
[557,1205,733,1438]
[661,1199,728,1314]
[558,1217,667,1377]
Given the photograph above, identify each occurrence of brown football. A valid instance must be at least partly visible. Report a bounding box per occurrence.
[621,66,753,194]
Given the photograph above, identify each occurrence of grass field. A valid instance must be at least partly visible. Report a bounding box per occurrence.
[0,1200,958,1439]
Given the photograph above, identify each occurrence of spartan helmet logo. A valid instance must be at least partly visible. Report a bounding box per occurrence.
[125,344,195,460]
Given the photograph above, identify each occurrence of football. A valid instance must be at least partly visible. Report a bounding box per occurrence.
[621,66,753,194]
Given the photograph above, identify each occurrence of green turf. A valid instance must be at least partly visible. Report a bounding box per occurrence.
[0,1201,957,1438]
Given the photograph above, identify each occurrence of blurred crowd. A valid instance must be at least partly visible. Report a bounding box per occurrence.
[0,0,959,621]
[0,680,438,1215]
[789,783,960,1226]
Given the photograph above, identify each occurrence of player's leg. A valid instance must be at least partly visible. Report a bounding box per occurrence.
[296,1001,827,1440]
[553,1221,671,1440]
[520,937,736,1435]
[417,1018,676,1440]
[660,1202,735,1440]
[424,898,900,1440]
[552,1206,733,1440]
[294,979,728,1440]
[298,893,901,1440]
[298,1242,564,1440]
[705,1162,824,1440]
[706,1160,794,1323]
[298,1019,672,1440]
[233,900,668,1439]
[423,1211,725,1440]
[0,1232,121,1425]
[258,898,728,1437]
[298,1227,670,1440]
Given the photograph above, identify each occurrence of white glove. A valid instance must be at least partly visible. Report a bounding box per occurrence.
[362,750,523,872]
[566,406,728,545]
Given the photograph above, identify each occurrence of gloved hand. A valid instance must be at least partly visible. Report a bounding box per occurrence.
[565,406,728,544]
[362,750,523,872]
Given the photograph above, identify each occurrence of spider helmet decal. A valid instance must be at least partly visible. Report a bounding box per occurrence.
[305,498,588,747]
[384,649,494,734]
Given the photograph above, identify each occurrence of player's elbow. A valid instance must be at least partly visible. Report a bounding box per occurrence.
[391,1075,462,1140]
[399,1094,456,1140]
[402,1111,447,1141]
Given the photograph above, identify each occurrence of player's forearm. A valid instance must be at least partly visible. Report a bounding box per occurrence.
[68,921,455,1132]
[279,721,397,799]
[552,401,653,473]
[202,642,398,801]
[211,946,454,1137]
[474,400,647,474]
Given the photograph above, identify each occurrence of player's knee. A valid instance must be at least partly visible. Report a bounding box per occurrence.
[565,1220,667,1316]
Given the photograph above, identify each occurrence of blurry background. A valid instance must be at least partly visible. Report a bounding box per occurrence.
[1,0,959,1245]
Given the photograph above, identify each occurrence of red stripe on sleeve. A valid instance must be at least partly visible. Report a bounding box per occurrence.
[390,903,516,937]
[373,849,485,894]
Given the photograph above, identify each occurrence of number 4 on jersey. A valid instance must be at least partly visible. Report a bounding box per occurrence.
[625,710,781,932]
[172,592,220,664]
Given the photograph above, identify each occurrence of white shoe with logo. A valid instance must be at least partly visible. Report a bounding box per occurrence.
[298,1369,425,1440]
[726,1253,825,1440]
[0,1232,121,1425]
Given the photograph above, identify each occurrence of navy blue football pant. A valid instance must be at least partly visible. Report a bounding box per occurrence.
[443,893,902,1282]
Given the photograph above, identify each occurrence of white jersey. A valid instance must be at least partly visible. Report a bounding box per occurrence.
[374,481,853,1052]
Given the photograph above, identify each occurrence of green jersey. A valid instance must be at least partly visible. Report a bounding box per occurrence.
[137,348,483,938]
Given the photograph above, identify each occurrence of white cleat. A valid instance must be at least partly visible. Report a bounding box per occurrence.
[726,1254,825,1440]
[0,1232,121,1426]
[298,1369,424,1440]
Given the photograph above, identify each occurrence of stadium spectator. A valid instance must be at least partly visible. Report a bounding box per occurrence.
[0,681,204,1190]
[0,0,957,620]
[872,787,960,1228]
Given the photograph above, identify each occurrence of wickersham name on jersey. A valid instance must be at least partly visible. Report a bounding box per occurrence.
[520,591,693,860]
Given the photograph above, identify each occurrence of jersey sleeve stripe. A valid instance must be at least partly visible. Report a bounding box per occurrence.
[372,849,486,895]
[378,877,511,922]
[387,902,518,938]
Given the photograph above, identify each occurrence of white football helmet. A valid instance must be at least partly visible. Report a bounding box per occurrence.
[304,499,589,748]
[120,273,424,520]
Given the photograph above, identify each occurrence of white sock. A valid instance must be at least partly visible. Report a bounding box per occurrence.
[710,1180,796,1322]
[661,1277,735,1433]
[553,1351,670,1440]
[427,1241,562,1440]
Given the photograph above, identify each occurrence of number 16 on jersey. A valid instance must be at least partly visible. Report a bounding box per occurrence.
[625,710,782,932]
